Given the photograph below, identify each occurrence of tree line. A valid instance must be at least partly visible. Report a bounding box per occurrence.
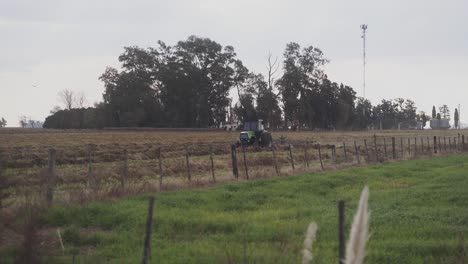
[44,35,423,130]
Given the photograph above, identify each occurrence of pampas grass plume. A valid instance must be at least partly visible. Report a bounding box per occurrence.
[302,222,318,264]
[345,186,370,264]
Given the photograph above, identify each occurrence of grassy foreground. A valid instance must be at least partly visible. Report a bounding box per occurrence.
[16,154,468,263]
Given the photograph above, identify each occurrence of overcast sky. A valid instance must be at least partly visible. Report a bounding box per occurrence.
[1,0,467,127]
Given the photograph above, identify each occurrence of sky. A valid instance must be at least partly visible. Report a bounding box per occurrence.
[1,0,468,127]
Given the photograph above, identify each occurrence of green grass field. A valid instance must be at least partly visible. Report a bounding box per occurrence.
[4,154,468,263]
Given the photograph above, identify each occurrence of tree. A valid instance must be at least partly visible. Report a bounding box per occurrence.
[353,97,373,129]
[371,98,418,129]
[335,83,356,128]
[437,113,441,120]
[266,53,280,91]
[58,89,75,110]
[417,111,429,127]
[439,105,450,120]
[50,106,62,115]
[19,116,28,128]
[58,89,88,110]
[276,42,328,128]
[155,36,239,127]
[99,36,241,128]
[454,108,459,129]
[0,118,6,127]
[258,53,283,128]
[403,99,417,126]
[256,77,282,128]
[432,105,436,119]
[44,108,105,129]
[76,91,87,108]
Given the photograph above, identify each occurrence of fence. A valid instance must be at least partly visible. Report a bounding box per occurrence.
[0,134,466,207]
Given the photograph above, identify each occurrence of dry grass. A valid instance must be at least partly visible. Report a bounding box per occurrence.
[0,128,465,148]
[1,128,466,208]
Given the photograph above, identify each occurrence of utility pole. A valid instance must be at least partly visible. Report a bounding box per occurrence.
[361,24,368,99]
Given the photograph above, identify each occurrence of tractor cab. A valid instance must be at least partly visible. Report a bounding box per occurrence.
[239,120,272,147]
[243,120,264,131]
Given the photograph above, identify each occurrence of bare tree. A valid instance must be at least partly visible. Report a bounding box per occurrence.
[267,53,280,91]
[76,91,87,108]
[57,89,88,110]
[19,116,28,128]
[58,89,75,110]
[28,119,36,128]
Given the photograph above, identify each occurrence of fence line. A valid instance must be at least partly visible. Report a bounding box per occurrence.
[1,134,467,207]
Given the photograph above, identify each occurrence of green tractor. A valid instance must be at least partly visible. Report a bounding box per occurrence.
[238,119,273,147]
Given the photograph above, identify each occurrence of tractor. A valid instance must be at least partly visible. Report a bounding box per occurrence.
[238,120,273,147]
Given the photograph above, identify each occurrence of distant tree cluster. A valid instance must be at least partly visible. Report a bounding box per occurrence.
[0,117,6,128]
[44,36,422,130]
[19,116,42,128]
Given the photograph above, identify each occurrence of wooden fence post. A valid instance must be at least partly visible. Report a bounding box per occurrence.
[304,142,310,169]
[289,144,295,171]
[157,147,164,190]
[87,145,95,190]
[373,135,379,162]
[241,144,249,180]
[332,145,337,168]
[338,200,345,264]
[420,137,424,154]
[343,142,348,162]
[354,141,361,164]
[444,137,447,151]
[438,137,442,153]
[184,145,192,183]
[231,144,239,179]
[121,149,128,188]
[142,196,155,264]
[407,138,411,156]
[433,136,438,154]
[364,139,370,162]
[271,145,280,176]
[426,136,431,153]
[46,148,56,206]
[458,134,461,150]
[426,136,432,154]
[209,145,216,183]
[400,137,404,158]
[449,137,452,150]
[462,135,465,151]
[392,137,396,160]
[383,138,388,160]
[318,144,324,170]
[414,137,417,157]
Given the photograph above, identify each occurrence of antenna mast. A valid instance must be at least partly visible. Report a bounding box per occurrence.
[360,24,368,98]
